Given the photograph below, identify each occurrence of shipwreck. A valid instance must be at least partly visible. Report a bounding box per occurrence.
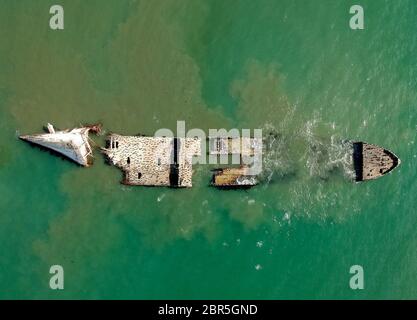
[19,123,101,167]
[352,141,400,182]
[101,134,201,187]
[209,137,262,189]
[18,122,402,187]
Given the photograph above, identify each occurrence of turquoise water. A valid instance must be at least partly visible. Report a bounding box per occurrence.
[0,0,417,299]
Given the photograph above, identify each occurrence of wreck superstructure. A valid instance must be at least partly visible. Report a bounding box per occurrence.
[352,142,400,182]
[209,137,262,156]
[101,134,201,187]
[19,123,100,167]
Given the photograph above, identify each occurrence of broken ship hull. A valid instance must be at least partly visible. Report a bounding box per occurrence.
[19,124,100,167]
[211,166,258,189]
[352,142,400,182]
[101,134,201,187]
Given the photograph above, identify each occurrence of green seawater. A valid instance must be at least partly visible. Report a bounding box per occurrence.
[1,0,417,299]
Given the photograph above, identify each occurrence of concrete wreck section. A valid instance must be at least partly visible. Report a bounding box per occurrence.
[101,134,201,187]
[209,137,262,189]
[211,166,258,189]
[19,123,101,167]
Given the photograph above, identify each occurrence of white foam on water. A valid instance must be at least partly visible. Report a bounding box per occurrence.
[302,119,355,180]
[260,118,355,186]
[259,123,295,185]
[157,193,166,202]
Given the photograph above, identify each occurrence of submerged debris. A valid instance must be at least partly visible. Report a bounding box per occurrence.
[19,123,101,166]
[352,142,400,182]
